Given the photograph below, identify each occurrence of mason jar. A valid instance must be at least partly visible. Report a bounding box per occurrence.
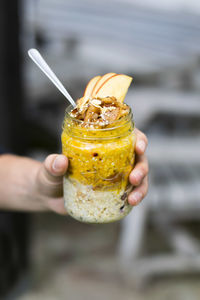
[61,105,136,223]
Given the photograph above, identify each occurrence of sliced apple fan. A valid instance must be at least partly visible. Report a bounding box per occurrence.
[70,73,132,127]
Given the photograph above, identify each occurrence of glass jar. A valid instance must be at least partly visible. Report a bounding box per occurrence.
[61,105,136,223]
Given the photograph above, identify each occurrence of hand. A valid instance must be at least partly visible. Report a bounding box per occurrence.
[0,154,68,213]
[34,154,68,215]
[128,128,149,206]
[37,129,148,213]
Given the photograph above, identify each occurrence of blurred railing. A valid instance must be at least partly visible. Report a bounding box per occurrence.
[24,0,200,285]
[118,88,200,285]
[24,0,200,96]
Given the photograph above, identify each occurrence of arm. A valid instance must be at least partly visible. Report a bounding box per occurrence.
[0,154,68,214]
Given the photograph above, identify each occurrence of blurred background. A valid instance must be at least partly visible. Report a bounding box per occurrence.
[0,0,200,299]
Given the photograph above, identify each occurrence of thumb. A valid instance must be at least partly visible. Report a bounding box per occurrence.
[37,154,68,197]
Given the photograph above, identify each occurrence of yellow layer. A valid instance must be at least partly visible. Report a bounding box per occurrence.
[62,131,136,192]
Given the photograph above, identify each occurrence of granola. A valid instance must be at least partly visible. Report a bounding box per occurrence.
[70,96,130,128]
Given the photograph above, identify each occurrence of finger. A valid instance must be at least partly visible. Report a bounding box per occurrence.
[46,197,68,215]
[44,154,68,181]
[37,154,68,197]
[129,154,149,186]
[134,128,148,155]
[128,176,148,206]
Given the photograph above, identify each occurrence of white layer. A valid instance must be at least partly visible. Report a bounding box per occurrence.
[64,177,132,223]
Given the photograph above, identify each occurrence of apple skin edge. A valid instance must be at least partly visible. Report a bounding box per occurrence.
[83,75,101,97]
[95,74,133,103]
[91,73,116,96]
[83,73,133,103]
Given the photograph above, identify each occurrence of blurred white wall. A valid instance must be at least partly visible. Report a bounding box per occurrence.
[120,0,200,13]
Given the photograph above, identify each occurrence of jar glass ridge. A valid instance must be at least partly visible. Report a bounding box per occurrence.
[63,105,134,140]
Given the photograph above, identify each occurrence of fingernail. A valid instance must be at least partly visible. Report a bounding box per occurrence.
[129,192,142,205]
[52,155,66,171]
[138,140,146,152]
[132,170,143,183]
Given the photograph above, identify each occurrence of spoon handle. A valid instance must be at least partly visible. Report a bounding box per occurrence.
[28,48,76,107]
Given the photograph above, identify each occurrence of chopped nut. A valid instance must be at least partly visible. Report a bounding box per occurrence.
[84,105,101,123]
[77,96,89,108]
[90,99,102,106]
[102,107,120,122]
[72,96,130,127]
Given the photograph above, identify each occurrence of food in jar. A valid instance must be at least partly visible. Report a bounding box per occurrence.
[62,73,136,223]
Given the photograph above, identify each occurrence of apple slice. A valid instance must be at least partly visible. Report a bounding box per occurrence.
[95,74,132,103]
[91,73,116,96]
[83,75,101,97]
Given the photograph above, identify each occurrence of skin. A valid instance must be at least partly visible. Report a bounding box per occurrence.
[128,128,148,206]
[0,128,148,214]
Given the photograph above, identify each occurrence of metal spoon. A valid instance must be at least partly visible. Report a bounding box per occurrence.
[28,48,76,107]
